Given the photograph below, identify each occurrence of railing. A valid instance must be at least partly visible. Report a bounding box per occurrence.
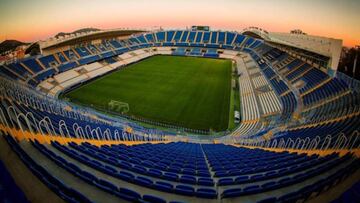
[0,104,170,143]
[1,44,360,146]
[0,76,170,137]
[335,71,360,93]
[233,131,360,151]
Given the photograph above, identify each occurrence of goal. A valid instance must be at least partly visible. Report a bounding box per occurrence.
[108,100,130,113]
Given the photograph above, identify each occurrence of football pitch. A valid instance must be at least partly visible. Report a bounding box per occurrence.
[62,55,232,131]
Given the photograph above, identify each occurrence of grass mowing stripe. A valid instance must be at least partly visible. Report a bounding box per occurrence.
[63,55,232,132]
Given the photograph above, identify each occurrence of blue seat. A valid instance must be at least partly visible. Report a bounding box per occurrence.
[198,178,214,186]
[80,170,98,183]
[251,174,265,181]
[174,185,195,196]
[182,168,196,175]
[66,187,93,203]
[163,172,178,181]
[118,187,141,202]
[278,191,303,203]
[95,179,118,193]
[235,175,249,183]
[243,185,261,195]
[214,171,227,177]
[134,176,153,187]
[118,161,132,170]
[222,188,242,198]
[261,181,279,191]
[218,178,234,186]
[116,171,134,182]
[168,167,181,173]
[143,195,166,203]
[196,188,217,199]
[257,197,277,203]
[132,165,147,174]
[147,168,162,178]
[179,175,196,184]
[228,169,242,176]
[154,181,173,192]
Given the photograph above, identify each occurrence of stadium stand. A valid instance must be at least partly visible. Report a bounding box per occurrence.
[0,29,359,202]
[0,160,28,202]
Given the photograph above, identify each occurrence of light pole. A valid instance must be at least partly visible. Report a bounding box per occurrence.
[353,45,360,78]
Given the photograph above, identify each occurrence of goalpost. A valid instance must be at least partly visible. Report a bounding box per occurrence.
[108,100,130,114]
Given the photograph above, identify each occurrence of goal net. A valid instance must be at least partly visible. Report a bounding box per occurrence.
[108,100,130,113]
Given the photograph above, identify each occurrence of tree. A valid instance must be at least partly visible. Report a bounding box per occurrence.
[338,47,360,80]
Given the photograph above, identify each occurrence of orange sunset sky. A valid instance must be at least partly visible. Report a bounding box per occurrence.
[0,0,359,47]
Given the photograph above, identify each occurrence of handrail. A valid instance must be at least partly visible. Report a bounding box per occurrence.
[234,132,359,151]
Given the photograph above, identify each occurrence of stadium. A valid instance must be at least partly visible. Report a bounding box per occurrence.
[0,1,359,203]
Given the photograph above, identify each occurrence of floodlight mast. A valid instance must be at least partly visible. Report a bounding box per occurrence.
[353,45,360,77]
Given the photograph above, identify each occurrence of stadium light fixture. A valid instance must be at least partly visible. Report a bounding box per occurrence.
[353,45,360,77]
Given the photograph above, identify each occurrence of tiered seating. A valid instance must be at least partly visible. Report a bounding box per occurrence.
[249,40,262,49]
[108,40,122,49]
[56,52,68,63]
[173,31,182,42]
[262,66,276,78]
[252,75,268,88]
[302,78,349,106]
[302,92,360,123]
[194,32,202,43]
[202,32,210,43]
[258,91,282,115]
[57,61,77,73]
[172,47,186,56]
[298,68,329,93]
[244,38,254,47]
[233,34,245,46]
[0,160,28,203]
[54,142,214,187]
[332,181,360,203]
[218,32,225,44]
[96,43,109,52]
[210,32,218,44]
[156,31,165,42]
[0,25,359,202]
[190,47,202,56]
[0,30,356,144]
[145,33,155,43]
[4,135,93,203]
[187,31,196,43]
[180,31,189,43]
[282,59,303,71]
[78,55,101,65]
[204,49,218,58]
[270,78,290,95]
[280,93,297,120]
[0,65,20,80]
[75,47,92,57]
[247,50,298,120]
[34,68,56,81]
[22,59,43,73]
[63,50,78,60]
[3,132,358,203]
[38,55,58,68]
[202,144,359,201]
[273,114,360,148]
[286,63,311,80]
[225,32,235,45]
[7,63,32,77]
[166,31,175,42]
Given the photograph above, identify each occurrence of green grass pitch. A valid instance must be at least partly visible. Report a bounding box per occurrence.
[62,55,232,131]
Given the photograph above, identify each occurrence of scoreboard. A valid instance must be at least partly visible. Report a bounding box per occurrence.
[191,26,210,31]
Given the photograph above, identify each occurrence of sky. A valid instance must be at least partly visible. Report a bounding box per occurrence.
[0,0,359,47]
